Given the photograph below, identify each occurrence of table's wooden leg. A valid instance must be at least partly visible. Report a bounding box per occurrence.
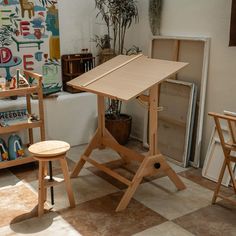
[116,84,185,211]
[212,158,228,204]
[148,84,185,189]
[71,129,100,178]
[155,155,186,190]
[71,95,106,178]
[116,153,185,212]
[116,178,142,211]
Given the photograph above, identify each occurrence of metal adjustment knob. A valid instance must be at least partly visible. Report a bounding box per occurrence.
[154,162,161,169]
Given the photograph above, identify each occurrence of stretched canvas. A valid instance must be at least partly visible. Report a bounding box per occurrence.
[149,36,210,167]
[143,79,197,167]
[202,127,236,186]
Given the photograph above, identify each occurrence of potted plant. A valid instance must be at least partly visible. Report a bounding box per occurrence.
[94,0,139,144]
[95,0,138,55]
[92,34,115,64]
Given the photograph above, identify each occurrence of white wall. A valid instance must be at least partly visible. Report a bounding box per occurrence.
[126,0,236,166]
[58,0,106,56]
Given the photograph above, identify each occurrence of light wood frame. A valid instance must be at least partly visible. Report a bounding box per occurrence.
[143,79,197,167]
[208,112,236,205]
[0,70,45,169]
[149,35,210,167]
[202,126,236,186]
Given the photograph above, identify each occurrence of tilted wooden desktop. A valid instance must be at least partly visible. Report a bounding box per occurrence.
[68,54,188,211]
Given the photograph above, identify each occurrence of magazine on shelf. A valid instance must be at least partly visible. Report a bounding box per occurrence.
[0,108,28,126]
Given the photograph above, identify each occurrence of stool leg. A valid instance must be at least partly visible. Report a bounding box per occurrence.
[60,157,75,207]
[38,161,46,217]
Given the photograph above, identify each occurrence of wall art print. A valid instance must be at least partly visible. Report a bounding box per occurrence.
[0,0,61,87]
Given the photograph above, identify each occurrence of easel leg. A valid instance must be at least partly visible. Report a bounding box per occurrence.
[71,95,106,177]
[159,156,186,190]
[212,159,227,204]
[148,84,185,190]
[116,178,142,211]
[116,153,185,212]
[71,130,100,178]
[227,161,236,194]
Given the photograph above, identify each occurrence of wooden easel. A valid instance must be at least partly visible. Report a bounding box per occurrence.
[68,55,187,211]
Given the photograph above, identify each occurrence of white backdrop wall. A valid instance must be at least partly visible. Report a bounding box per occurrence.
[58,0,106,56]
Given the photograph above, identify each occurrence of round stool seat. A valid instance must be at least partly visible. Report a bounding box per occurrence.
[29,140,70,158]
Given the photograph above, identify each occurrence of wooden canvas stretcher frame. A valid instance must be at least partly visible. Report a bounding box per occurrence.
[202,127,236,186]
[149,36,210,167]
[67,54,187,211]
[143,79,197,167]
[202,111,236,186]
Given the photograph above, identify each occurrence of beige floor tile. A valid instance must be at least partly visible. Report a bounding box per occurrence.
[66,144,86,162]
[178,168,234,197]
[87,160,134,189]
[0,183,38,227]
[167,161,189,173]
[28,168,119,211]
[174,200,236,236]
[58,191,167,236]
[0,212,81,236]
[134,176,214,220]
[133,221,195,236]
[67,145,121,168]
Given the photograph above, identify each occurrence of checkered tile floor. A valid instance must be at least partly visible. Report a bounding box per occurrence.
[0,139,235,236]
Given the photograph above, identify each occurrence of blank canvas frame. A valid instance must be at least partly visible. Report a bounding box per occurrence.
[202,126,236,187]
[143,79,196,167]
[148,36,210,167]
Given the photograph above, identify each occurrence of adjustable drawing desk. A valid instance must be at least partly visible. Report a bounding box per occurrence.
[68,54,188,211]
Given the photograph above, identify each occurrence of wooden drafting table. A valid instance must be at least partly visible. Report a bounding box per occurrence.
[68,54,188,211]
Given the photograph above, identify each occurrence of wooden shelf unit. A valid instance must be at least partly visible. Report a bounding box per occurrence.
[0,70,45,169]
[61,53,95,93]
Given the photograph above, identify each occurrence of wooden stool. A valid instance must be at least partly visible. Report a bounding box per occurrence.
[29,140,75,216]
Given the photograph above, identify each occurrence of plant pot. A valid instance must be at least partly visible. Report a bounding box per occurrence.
[105,114,132,145]
[99,48,116,64]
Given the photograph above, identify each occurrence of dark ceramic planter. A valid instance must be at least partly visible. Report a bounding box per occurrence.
[105,114,132,145]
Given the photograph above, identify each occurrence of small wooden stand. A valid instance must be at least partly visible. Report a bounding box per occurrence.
[0,70,45,169]
[68,55,187,211]
[29,140,75,216]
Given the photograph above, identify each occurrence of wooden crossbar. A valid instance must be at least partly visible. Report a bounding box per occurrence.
[82,155,131,186]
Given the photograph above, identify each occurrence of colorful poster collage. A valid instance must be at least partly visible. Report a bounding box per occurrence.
[0,0,61,88]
